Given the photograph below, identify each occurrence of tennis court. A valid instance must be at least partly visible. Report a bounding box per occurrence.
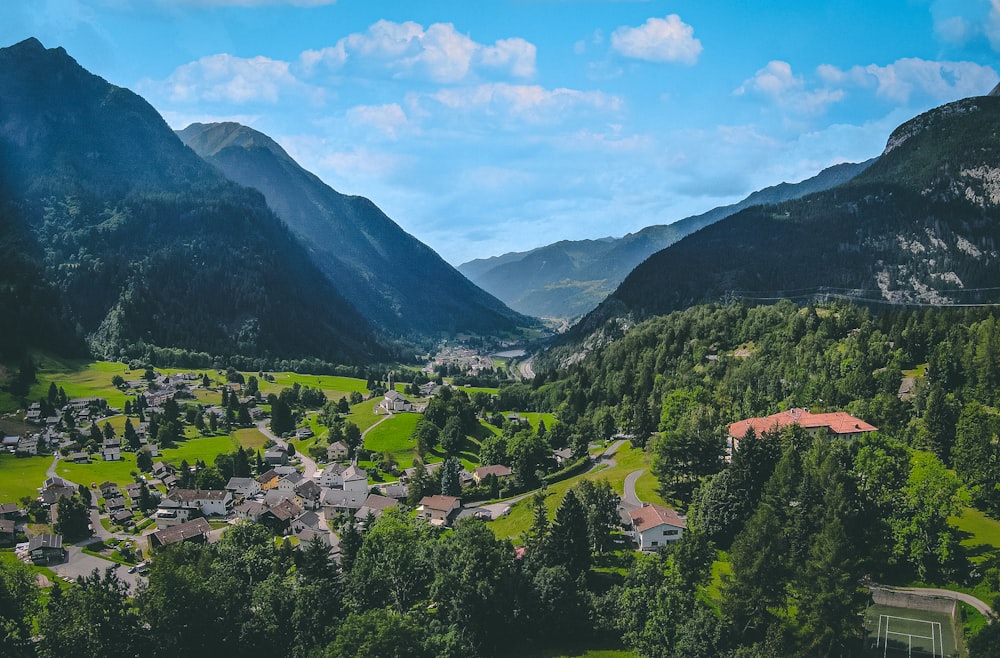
[862,604,959,658]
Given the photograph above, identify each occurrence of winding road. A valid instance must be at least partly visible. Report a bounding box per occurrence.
[256,420,319,478]
[621,468,645,510]
[870,583,995,621]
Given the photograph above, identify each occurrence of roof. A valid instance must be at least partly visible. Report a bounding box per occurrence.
[628,504,686,533]
[150,517,211,546]
[258,469,279,483]
[419,495,461,512]
[343,465,367,480]
[281,472,304,485]
[0,519,15,533]
[168,489,231,503]
[728,408,877,439]
[265,498,302,522]
[475,464,512,479]
[235,500,265,516]
[28,533,63,550]
[295,479,322,497]
[359,494,398,512]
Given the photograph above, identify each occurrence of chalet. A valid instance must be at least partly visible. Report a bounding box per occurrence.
[225,477,261,499]
[354,494,398,521]
[295,426,314,439]
[235,499,266,522]
[105,496,127,512]
[264,447,288,466]
[149,517,211,550]
[291,510,324,534]
[110,509,134,526]
[320,488,368,517]
[99,481,120,498]
[40,483,77,507]
[29,533,66,564]
[628,503,686,552]
[402,461,441,483]
[379,390,413,414]
[277,472,304,493]
[0,519,15,546]
[102,437,122,461]
[418,495,461,526]
[123,483,145,500]
[138,444,159,459]
[418,381,439,397]
[552,448,574,466]
[162,474,179,489]
[71,452,90,464]
[727,408,877,454]
[0,502,22,520]
[473,464,513,484]
[380,484,408,501]
[326,441,349,462]
[342,465,368,492]
[152,461,173,478]
[294,479,323,510]
[2,436,19,452]
[258,469,280,491]
[260,499,302,534]
[17,436,39,456]
[263,489,295,507]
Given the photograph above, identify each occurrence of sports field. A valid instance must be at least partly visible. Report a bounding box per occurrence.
[863,604,959,658]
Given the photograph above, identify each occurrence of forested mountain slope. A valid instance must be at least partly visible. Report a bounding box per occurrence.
[0,38,386,364]
[178,122,535,340]
[572,93,1000,341]
[459,159,872,319]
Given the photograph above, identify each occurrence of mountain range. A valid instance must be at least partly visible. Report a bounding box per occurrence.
[177,122,532,341]
[568,89,1000,344]
[458,159,873,320]
[0,38,532,365]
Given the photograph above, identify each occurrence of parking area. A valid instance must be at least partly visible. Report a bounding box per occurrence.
[48,546,145,592]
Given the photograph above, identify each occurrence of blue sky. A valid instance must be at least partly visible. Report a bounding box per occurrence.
[3,1,1000,265]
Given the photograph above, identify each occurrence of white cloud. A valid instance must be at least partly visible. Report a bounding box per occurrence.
[991,0,1000,51]
[818,57,998,102]
[423,83,622,123]
[345,104,409,139]
[300,19,536,83]
[610,15,702,65]
[143,53,319,104]
[736,61,844,115]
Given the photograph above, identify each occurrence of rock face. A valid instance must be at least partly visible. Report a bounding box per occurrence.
[570,92,1000,340]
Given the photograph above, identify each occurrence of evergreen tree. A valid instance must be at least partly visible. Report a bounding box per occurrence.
[548,488,590,578]
[440,456,461,497]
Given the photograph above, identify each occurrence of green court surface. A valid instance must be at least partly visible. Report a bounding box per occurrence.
[863,604,959,658]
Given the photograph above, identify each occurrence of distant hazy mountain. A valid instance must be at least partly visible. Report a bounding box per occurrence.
[459,159,873,319]
[572,92,1000,341]
[0,38,386,363]
[178,122,535,340]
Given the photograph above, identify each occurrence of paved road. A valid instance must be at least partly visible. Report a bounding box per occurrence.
[621,469,645,510]
[257,420,319,478]
[518,357,535,381]
[871,583,995,621]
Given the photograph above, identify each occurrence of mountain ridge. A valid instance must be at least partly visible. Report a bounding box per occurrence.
[178,121,536,342]
[459,158,874,319]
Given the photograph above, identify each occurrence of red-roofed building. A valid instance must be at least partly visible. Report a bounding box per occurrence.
[727,408,877,454]
[628,504,686,551]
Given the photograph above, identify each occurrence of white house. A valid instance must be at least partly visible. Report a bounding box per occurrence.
[166,488,234,517]
[418,495,461,526]
[317,463,347,488]
[628,503,686,551]
[342,465,368,492]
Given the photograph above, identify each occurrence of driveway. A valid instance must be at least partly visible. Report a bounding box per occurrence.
[49,545,144,592]
[257,420,319,478]
[621,469,645,510]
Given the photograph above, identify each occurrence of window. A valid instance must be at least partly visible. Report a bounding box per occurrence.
[664,529,679,536]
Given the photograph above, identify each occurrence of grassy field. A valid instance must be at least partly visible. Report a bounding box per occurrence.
[364,413,421,467]
[260,373,368,400]
[489,443,653,540]
[56,453,140,487]
[27,357,131,410]
[233,428,269,450]
[951,506,1000,563]
[0,454,52,502]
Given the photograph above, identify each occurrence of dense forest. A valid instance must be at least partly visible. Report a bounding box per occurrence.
[6,301,1000,657]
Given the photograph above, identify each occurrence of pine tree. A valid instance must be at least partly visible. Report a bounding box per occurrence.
[440,457,461,497]
[548,488,590,577]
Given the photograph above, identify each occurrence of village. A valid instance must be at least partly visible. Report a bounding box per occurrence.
[1,361,883,590]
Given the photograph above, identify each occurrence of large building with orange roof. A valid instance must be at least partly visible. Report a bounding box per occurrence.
[727,408,877,454]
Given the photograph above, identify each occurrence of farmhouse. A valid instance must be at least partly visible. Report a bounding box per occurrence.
[726,408,877,454]
[473,464,512,484]
[327,440,349,461]
[629,503,686,551]
[165,488,233,516]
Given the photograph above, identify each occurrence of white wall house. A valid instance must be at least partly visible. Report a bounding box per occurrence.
[628,503,686,552]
